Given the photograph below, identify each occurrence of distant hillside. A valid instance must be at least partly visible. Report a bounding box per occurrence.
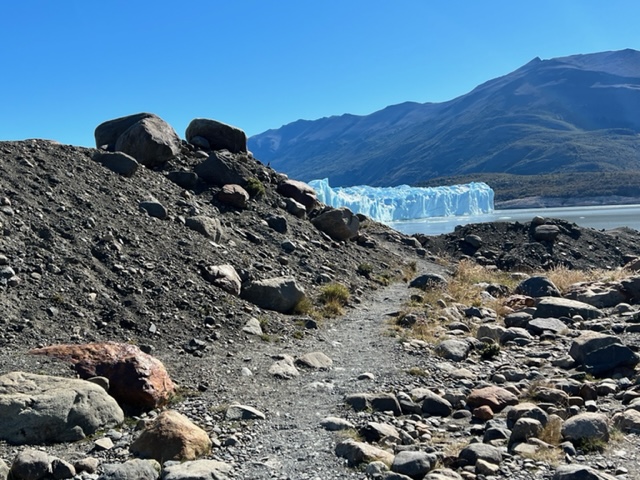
[249,49,640,192]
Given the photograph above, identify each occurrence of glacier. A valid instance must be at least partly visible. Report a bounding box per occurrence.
[308,178,494,223]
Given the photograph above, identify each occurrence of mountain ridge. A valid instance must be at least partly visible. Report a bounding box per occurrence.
[249,49,640,191]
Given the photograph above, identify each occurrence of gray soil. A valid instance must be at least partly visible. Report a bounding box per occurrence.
[2,139,640,479]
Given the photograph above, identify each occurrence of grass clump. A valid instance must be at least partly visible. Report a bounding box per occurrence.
[319,283,350,317]
[245,177,266,198]
[357,263,373,278]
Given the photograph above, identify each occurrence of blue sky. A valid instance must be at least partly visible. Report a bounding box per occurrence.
[1,1,639,147]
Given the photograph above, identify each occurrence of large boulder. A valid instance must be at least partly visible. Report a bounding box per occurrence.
[515,276,561,297]
[194,150,252,186]
[277,179,318,211]
[114,116,181,167]
[240,276,305,313]
[185,118,247,153]
[94,112,156,151]
[0,371,124,444]
[312,207,360,241]
[568,331,639,375]
[130,410,212,462]
[561,412,609,444]
[553,465,617,480]
[30,342,176,410]
[534,297,603,320]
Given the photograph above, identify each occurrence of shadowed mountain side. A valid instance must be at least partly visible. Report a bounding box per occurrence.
[249,49,640,188]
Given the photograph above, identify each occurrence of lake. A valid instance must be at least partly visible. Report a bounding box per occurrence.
[389,204,640,236]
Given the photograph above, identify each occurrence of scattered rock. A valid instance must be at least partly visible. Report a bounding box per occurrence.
[225,404,266,421]
[130,410,212,462]
[30,342,176,410]
[92,151,139,177]
[114,115,181,167]
[295,351,333,369]
[185,118,247,154]
[218,184,249,209]
[240,276,305,313]
[466,386,518,413]
[312,207,360,241]
[202,264,242,296]
[0,371,123,444]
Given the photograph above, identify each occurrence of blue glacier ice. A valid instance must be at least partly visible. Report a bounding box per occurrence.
[308,178,494,223]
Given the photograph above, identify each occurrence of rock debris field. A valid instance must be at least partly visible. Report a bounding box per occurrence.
[2,113,640,480]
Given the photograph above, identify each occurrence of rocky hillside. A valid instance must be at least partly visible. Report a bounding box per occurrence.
[248,49,640,196]
[3,113,640,480]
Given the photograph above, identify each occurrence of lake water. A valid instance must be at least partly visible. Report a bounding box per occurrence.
[389,204,640,236]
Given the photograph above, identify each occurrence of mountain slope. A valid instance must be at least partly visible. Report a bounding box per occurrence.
[249,49,640,187]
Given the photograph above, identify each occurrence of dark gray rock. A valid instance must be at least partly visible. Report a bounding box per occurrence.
[312,207,359,241]
[553,465,617,480]
[92,151,139,177]
[527,317,569,336]
[620,276,640,302]
[533,224,560,241]
[194,150,252,187]
[569,331,640,375]
[515,276,561,297]
[391,450,436,478]
[185,118,247,154]
[98,459,160,480]
[420,390,453,417]
[266,214,288,233]
[534,297,603,319]
[139,199,168,219]
[94,112,156,151]
[457,443,502,466]
[561,412,609,443]
[240,276,305,313]
[409,273,447,290]
[277,179,318,211]
[167,171,198,190]
[114,116,180,167]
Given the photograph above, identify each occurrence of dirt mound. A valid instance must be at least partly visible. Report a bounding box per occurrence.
[0,138,418,354]
[417,218,640,271]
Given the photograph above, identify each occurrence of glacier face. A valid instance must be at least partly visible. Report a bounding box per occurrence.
[308,178,494,223]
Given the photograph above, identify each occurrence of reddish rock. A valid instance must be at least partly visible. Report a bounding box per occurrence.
[30,342,175,410]
[467,386,518,413]
[217,184,249,208]
[472,405,494,421]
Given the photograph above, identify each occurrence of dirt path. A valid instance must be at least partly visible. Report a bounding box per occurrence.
[198,257,445,479]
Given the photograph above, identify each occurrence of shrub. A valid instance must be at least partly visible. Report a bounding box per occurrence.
[357,263,373,278]
[245,177,266,198]
[319,283,350,305]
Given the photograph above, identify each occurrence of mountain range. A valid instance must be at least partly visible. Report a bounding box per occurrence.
[248,49,640,197]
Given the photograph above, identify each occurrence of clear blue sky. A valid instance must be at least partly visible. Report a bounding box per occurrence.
[1,1,638,147]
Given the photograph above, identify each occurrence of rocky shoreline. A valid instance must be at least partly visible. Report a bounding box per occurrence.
[2,113,640,480]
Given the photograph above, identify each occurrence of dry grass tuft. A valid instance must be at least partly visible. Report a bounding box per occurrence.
[546,265,630,294]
